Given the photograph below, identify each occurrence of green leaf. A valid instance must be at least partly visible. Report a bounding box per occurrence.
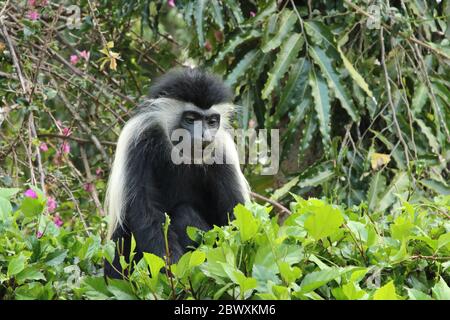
[0,197,12,219]
[82,277,112,300]
[309,66,331,147]
[419,179,450,195]
[262,33,303,100]
[226,49,260,88]
[143,252,165,278]
[304,203,344,240]
[8,254,27,277]
[233,204,259,242]
[0,187,20,199]
[407,288,432,300]
[189,250,206,268]
[299,267,342,293]
[261,10,297,53]
[367,172,386,212]
[432,277,450,300]
[194,0,206,46]
[373,280,398,300]
[210,0,224,30]
[20,197,44,217]
[271,176,299,201]
[377,172,410,212]
[16,266,46,284]
[309,46,358,121]
[298,161,335,188]
[107,279,137,300]
[215,30,261,66]
[415,119,440,153]
[279,262,302,284]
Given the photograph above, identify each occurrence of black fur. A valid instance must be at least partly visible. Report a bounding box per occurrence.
[104,70,245,279]
[148,67,232,109]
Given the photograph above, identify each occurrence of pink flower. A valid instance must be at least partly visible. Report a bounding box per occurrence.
[53,215,63,228]
[24,188,38,199]
[70,54,79,65]
[56,120,62,127]
[28,0,36,6]
[168,0,175,8]
[83,183,94,193]
[62,127,72,136]
[36,231,43,238]
[39,0,48,6]
[79,50,90,61]
[39,142,48,152]
[250,11,256,17]
[27,10,40,21]
[61,141,70,154]
[47,196,57,213]
[95,167,103,177]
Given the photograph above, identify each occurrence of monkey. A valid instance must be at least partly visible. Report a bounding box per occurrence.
[104,67,250,279]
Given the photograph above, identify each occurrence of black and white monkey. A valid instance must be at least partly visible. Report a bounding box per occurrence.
[104,68,250,279]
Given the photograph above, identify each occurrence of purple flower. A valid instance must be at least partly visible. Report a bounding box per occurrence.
[53,215,63,228]
[250,11,256,17]
[28,0,36,6]
[24,188,38,199]
[39,142,48,152]
[27,10,40,21]
[47,196,57,213]
[95,167,103,177]
[36,231,43,238]
[168,0,175,8]
[62,127,72,136]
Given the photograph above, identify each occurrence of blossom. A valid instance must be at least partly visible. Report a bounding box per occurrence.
[83,183,94,193]
[79,50,90,61]
[95,167,103,177]
[39,142,48,152]
[62,127,72,136]
[61,141,70,154]
[168,0,175,8]
[36,231,43,238]
[27,10,40,21]
[204,41,212,52]
[47,196,57,213]
[250,11,256,17]
[24,188,38,199]
[53,215,63,228]
[70,54,79,65]
[28,0,36,6]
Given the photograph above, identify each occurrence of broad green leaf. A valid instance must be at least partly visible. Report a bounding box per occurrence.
[143,252,165,278]
[8,254,27,276]
[299,267,342,293]
[0,197,12,219]
[309,46,358,121]
[415,119,440,153]
[16,267,46,284]
[20,197,44,217]
[0,187,20,199]
[304,204,344,240]
[107,279,137,300]
[262,33,303,100]
[82,277,112,300]
[411,83,428,114]
[437,232,450,252]
[373,281,398,300]
[407,288,432,300]
[233,204,259,242]
[261,10,297,53]
[189,250,206,268]
[271,176,299,201]
[432,277,450,300]
[309,66,331,147]
[419,179,450,195]
[215,30,261,65]
[279,262,302,284]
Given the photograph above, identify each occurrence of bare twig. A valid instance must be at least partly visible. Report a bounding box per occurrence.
[250,191,292,217]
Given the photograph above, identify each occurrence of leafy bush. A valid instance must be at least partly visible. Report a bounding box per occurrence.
[1,187,448,300]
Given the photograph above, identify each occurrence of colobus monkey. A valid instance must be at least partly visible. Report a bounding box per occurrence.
[104,68,250,279]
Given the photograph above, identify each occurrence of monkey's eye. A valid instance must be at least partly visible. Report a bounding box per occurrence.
[184,116,196,124]
[208,116,220,127]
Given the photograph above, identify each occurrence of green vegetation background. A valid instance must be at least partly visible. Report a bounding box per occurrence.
[0,0,449,299]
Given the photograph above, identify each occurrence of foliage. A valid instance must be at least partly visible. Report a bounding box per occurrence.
[1,187,449,300]
[0,0,449,300]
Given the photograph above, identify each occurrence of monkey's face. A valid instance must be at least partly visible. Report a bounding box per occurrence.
[170,109,221,151]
